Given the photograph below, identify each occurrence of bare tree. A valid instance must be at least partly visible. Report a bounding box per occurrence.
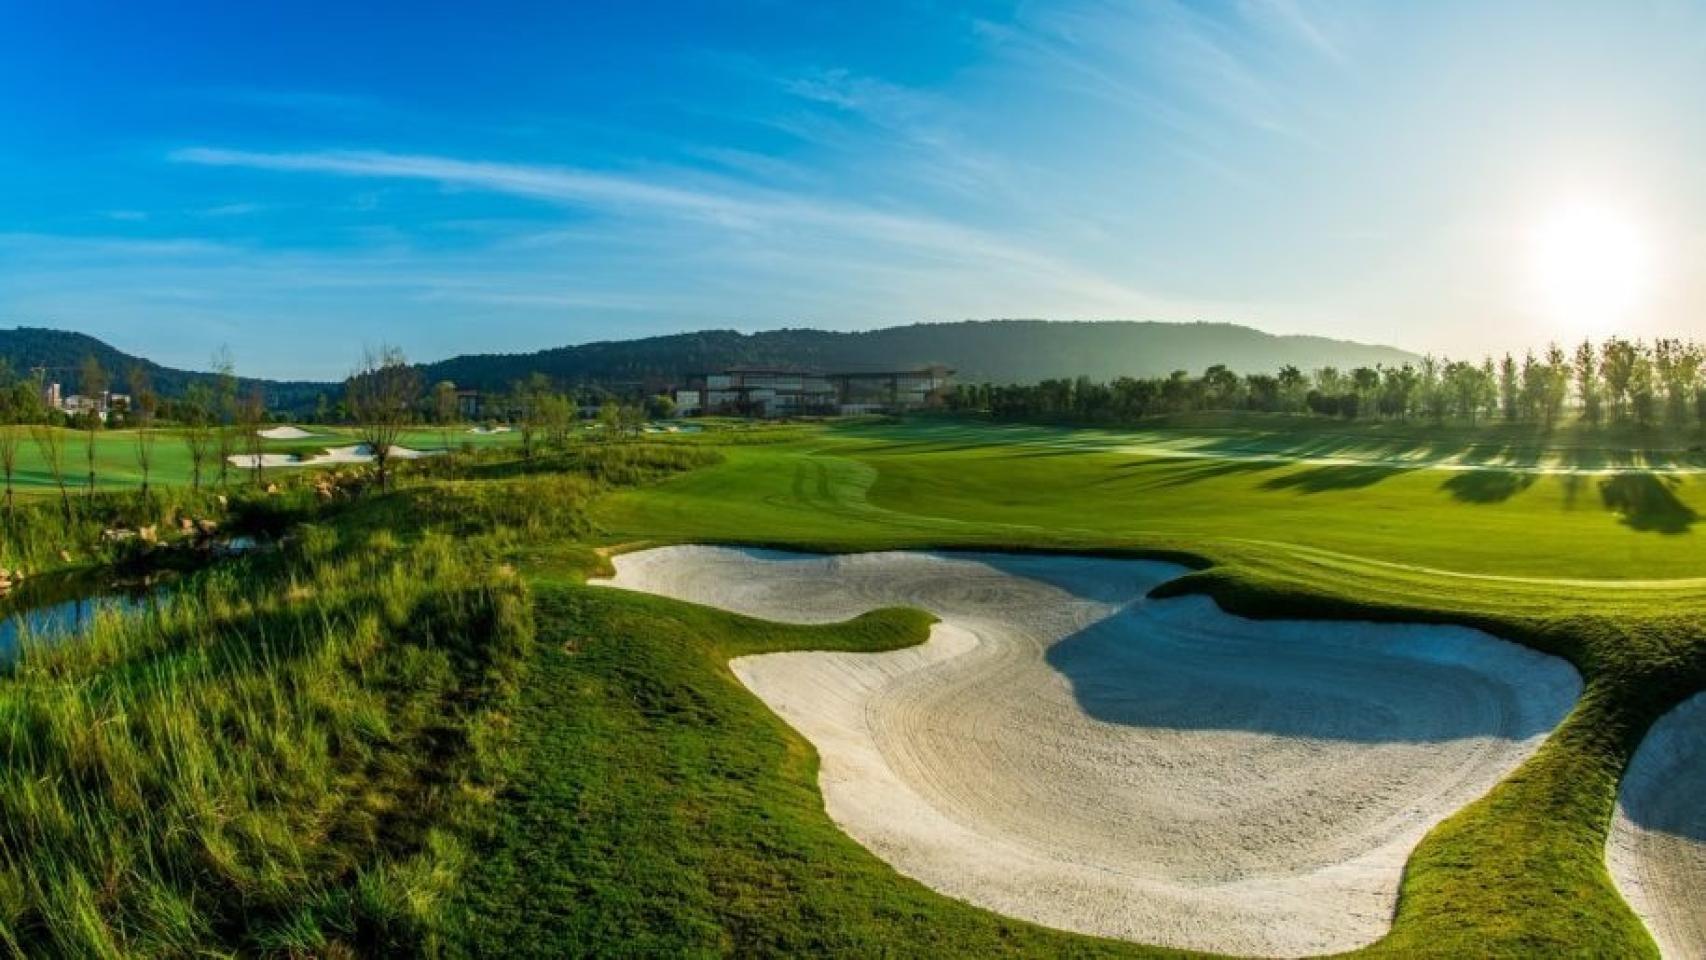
[79,356,108,498]
[598,399,621,442]
[129,364,159,502]
[212,347,238,486]
[0,363,34,518]
[240,384,267,487]
[513,373,550,460]
[181,381,214,490]
[31,422,70,519]
[346,345,420,490]
[432,379,460,477]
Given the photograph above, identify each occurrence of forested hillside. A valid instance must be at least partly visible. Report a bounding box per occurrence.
[419,320,1419,391]
[0,320,1418,409]
[0,327,328,410]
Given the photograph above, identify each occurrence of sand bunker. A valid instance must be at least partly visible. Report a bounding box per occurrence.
[1608,692,1706,958]
[257,425,318,440]
[596,546,1579,956]
[226,444,432,469]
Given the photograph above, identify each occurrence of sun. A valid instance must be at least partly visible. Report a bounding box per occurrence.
[1528,200,1652,337]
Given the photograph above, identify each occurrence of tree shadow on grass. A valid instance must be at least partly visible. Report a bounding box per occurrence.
[1258,464,1411,494]
[1599,474,1698,534]
[1441,470,1536,503]
[1124,458,1287,488]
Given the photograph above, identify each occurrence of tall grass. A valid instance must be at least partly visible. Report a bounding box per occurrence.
[0,486,232,576]
[0,528,532,957]
[0,437,723,957]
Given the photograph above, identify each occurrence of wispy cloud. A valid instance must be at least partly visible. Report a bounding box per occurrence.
[198,202,265,217]
[169,145,1161,309]
[777,66,1019,202]
[1240,0,1349,65]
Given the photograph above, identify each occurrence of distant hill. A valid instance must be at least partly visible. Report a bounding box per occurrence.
[419,321,1420,391]
[0,327,330,410]
[0,321,1419,411]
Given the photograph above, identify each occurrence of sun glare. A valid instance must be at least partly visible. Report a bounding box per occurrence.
[1528,200,1652,337]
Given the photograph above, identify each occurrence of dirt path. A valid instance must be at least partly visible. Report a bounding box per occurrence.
[1609,692,1706,958]
[596,546,1580,956]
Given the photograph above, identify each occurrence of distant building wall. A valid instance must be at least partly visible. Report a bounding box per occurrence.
[682,365,951,417]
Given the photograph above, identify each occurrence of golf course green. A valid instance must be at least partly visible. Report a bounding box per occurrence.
[6,414,1704,957]
[565,415,1706,957]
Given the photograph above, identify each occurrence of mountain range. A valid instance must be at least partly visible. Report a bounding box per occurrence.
[0,321,1420,413]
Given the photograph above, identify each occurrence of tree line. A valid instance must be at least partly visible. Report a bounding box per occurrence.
[946,337,1706,430]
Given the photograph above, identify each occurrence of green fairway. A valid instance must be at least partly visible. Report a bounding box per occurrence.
[595,418,1706,579]
[0,425,522,493]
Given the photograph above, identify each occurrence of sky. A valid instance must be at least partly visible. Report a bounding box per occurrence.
[3,1,1706,378]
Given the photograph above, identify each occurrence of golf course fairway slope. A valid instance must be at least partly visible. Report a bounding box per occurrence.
[596,546,1582,956]
[1609,691,1706,959]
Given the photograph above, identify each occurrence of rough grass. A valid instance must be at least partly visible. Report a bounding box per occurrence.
[0,530,532,957]
[0,438,715,957]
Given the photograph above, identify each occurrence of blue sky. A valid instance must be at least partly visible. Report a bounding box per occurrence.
[3,1,1705,378]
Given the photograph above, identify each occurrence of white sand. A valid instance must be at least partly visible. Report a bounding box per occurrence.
[1608,692,1706,958]
[226,453,304,468]
[257,425,318,440]
[469,425,512,434]
[596,546,1580,957]
[226,444,432,469]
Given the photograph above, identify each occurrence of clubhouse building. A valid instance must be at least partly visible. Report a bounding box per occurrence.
[676,365,953,417]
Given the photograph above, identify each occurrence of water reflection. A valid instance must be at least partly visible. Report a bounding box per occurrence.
[0,578,157,666]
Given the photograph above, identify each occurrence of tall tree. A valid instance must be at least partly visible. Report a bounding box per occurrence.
[1601,337,1638,422]
[432,380,460,475]
[181,381,214,491]
[514,373,551,459]
[78,355,108,498]
[1498,354,1520,421]
[212,347,238,486]
[345,345,420,490]
[30,421,69,519]
[1541,344,1570,429]
[128,364,158,502]
[1351,367,1381,418]
[1276,365,1307,412]
[1628,343,1658,427]
[240,385,267,487]
[0,362,29,517]
[597,399,622,441]
[1574,339,1602,425]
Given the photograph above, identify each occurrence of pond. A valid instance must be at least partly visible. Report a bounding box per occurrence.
[0,576,159,666]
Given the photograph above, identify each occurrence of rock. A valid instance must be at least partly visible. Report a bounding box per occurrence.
[102,528,137,543]
[138,525,158,543]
